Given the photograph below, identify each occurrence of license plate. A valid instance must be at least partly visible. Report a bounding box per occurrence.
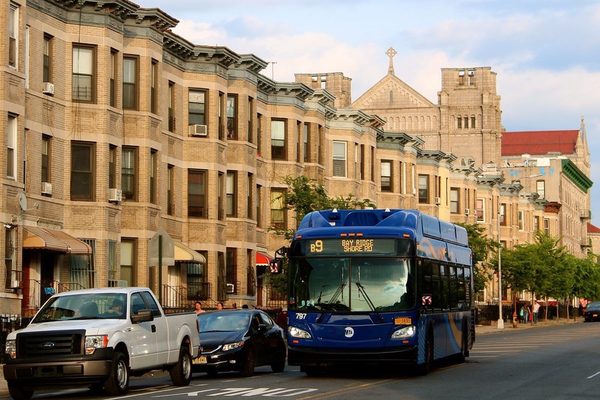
[193,356,207,365]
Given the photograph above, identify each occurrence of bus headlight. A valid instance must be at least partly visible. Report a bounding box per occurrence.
[5,339,16,359]
[85,335,109,355]
[391,325,415,339]
[288,326,312,339]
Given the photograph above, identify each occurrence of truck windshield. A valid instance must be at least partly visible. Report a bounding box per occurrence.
[289,257,415,312]
[33,293,127,322]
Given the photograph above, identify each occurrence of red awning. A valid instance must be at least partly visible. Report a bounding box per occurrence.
[256,252,272,266]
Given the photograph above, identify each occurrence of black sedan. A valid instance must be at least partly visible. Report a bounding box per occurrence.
[193,309,287,376]
[584,301,600,322]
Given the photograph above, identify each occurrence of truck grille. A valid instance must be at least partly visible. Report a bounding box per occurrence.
[17,330,85,357]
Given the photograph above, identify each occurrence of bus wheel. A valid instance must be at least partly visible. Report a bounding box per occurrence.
[456,321,469,363]
[417,332,434,375]
[302,366,323,377]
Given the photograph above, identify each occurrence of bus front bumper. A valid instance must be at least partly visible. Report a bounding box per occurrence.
[288,345,417,367]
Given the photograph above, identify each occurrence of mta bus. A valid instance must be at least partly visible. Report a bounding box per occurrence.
[283,208,475,374]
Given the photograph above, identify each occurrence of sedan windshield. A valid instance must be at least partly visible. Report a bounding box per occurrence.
[198,313,250,332]
[33,293,127,322]
[290,257,415,312]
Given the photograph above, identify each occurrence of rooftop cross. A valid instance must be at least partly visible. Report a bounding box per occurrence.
[386,47,397,75]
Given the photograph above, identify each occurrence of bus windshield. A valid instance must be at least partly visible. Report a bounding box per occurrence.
[290,257,415,312]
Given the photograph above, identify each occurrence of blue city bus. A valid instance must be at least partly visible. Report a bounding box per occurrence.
[283,208,475,375]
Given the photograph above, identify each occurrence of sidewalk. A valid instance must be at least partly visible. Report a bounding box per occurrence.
[477,317,581,335]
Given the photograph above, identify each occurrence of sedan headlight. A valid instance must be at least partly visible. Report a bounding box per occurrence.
[391,325,415,339]
[222,341,244,351]
[5,339,16,359]
[85,335,108,355]
[288,326,312,339]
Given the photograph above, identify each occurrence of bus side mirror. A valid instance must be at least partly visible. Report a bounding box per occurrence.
[269,259,283,274]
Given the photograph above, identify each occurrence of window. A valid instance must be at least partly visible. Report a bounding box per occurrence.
[303,123,309,162]
[271,119,286,160]
[471,116,476,129]
[122,56,137,109]
[247,97,254,143]
[8,3,18,68]
[120,239,136,286]
[71,141,95,201]
[4,227,14,290]
[188,169,207,218]
[543,218,550,234]
[108,145,117,189]
[167,164,174,215]
[476,198,485,222]
[186,260,207,300]
[189,89,207,128]
[270,189,286,229]
[150,59,158,114]
[380,160,392,192]
[168,81,175,131]
[257,113,262,156]
[218,92,225,140]
[355,144,361,180]
[361,144,366,182]
[121,147,137,201]
[41,135,51,183]
[6,115,17,179]
[418,174,429,203]
[43,34,52,82]
[247,173,253,219]
[296,122,302,162]
[400,161,406,194]
[150,149,157,204]
[226,171,237,217]
[72,45,94,102]
[457,116,462,129]
[536,180,545,199]
[226,248,237,294]
[218,172,224,220]
[108,240,117,283]
[109,49,117,107]
[463,116,469,129]
[499,203,507,226]
[450,188,459,214]
[332,141,347,177]
[256,184,263,228]
[370,147,375,182]
[227,94,237,139]
[534,215,541,231]
[518,210,524,230]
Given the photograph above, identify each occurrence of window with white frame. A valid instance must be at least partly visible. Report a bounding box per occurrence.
[72,45,94,102]
[536,180,545,199]
[271,119,286,160]
[380,160,392,192]
[8,3,18,68]
[476,198,485,222]
[418,174,429,203]
[332,141,347,177]
[450,188,459,214]
[6,115,17,179]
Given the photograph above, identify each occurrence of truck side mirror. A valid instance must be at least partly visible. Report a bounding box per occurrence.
[131,309,154,324]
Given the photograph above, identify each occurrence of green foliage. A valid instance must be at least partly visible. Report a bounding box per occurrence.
[457,223,497,293]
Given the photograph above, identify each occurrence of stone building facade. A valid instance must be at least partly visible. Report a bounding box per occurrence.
[0,1,592,318]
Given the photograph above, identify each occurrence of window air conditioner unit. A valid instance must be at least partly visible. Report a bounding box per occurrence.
[226,283,235,294]
[464,208,470,216]
[458,70,465,77]
[468,70,475,77]
[43,82,55,95]
[108,188,122,203]
[188,124,208,137]
[11,279,20,289]
[41,181,53,195]
[434,197,441,205]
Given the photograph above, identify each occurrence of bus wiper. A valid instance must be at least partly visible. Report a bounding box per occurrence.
[355,282,384,323]
[328,282,346,304]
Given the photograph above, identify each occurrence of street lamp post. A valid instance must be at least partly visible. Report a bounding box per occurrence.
[497,210,504,329]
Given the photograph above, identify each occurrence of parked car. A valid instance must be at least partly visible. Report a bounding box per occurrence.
[3,288,199,400]
[194,309,286,376]
[584,301,600,322]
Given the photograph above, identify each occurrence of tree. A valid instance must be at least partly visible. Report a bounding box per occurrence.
[457,223,497,294]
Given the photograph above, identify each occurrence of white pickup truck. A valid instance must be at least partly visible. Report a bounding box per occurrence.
[3,287,200,400]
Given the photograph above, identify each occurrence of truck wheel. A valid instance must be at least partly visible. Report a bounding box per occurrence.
[170,346,192,386]
[8,382,33,400]
[104,351,130,395]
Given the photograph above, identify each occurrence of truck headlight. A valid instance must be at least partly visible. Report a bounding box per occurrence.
[391,325,415,339]
[5,339,16,359]
[222,341,244,351]
[85,335,108,355]
[288,326,312,339]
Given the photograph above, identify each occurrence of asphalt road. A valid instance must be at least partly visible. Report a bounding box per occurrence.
[2,322,599,399]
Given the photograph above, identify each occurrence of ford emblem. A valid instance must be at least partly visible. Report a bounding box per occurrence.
[42,341,55,349]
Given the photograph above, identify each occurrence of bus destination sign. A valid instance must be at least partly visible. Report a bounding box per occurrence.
[306,238,396,256]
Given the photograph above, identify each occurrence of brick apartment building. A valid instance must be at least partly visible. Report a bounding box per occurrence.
[0,0,592,318]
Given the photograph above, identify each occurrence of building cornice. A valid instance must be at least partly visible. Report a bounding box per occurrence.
[562,159,593,193]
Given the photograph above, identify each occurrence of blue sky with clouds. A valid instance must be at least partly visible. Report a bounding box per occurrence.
[138,0,600,224]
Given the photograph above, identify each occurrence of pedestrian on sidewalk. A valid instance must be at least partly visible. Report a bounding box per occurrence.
[533,301,540,324]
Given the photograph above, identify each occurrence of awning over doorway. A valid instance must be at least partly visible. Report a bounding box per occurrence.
[23,226,91,254]
[174,241,206,264]
[256,252,272,266]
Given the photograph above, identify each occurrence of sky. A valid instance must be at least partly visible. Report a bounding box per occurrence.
[138,0,600,224]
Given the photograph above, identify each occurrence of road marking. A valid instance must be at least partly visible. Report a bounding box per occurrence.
[151,386,318,398]
[299,379,394,400]
[587,371,600,379]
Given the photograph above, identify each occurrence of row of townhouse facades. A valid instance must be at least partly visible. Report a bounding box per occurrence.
[0,0,592,318]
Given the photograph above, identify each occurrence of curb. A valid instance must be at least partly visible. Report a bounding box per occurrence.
[476,318,581,335]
